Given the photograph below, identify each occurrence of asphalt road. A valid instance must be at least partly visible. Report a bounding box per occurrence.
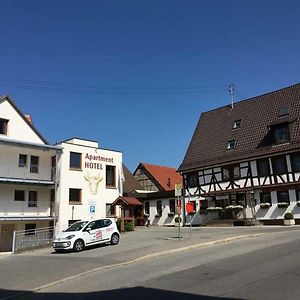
[3,228,300,300]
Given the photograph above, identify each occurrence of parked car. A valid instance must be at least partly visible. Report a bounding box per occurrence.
[53,218,120,252]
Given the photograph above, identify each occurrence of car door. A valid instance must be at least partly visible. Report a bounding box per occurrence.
[100,219,113,241]
[85,220,104,245]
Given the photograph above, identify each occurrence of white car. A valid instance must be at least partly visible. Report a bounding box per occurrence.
[53,218,120,252]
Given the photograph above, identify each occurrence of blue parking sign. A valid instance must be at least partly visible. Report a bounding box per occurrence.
[90,205,95,213]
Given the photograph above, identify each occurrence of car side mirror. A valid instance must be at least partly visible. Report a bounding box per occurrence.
[85,227,91,233]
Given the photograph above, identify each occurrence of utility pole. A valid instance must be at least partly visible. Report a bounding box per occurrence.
[228,84,235,109]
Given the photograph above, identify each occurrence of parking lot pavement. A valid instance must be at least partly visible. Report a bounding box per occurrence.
[1,225,300,298]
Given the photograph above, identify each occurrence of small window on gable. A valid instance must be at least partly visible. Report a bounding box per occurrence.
[0,118,8,135]
[227,140,236,150]
[278,106,289,117]
[233,119,241,129]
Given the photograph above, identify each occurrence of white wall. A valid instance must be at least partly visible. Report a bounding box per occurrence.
[56,140,122,231]
[0,144,55,180]
[0,184,53,218]
[0,100,45,144]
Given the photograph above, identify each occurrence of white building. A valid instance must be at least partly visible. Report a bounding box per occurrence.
[0,96,61,252]
[55,138,123,232]
[178,83,300,226]
[0,96,123,252]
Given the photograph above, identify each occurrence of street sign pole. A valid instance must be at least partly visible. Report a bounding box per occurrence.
[175,183,182,240]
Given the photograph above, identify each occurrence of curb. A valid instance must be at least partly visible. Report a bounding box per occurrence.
[1,233,264,300]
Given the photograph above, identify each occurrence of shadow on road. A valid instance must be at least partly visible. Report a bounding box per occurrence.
[0,287,241,300]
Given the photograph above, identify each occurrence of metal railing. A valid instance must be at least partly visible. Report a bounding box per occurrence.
[0,161,56,182]
[12,226,54,254]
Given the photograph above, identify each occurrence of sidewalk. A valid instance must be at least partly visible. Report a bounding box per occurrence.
[1,226,300,299]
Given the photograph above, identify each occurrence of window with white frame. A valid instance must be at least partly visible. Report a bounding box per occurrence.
[227,140,236,150]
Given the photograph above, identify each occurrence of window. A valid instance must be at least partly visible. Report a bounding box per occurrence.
[260,192,271,204]
[278,106,289,117]
[296,190,300,201]
[257,158,271,177]
[233,165,240,179]
[86,220,102,230]
[222,165,240,181]
[102,219,112,228]
[222,167,230,181]
[70,152,82,170]
[106,165,116,187]
[0,118,8,135]
[69,188,82,203]
[106,204,115,216]
[25,224,36,235]
[30,156,39,173]
[233,119,241,129]
[28,191,37,207]
[156,200,162,217]
[14,190,25,201]
[272,156,287,175]
[18,154,27,167]
[291,153,300,172]
[227,140,236,150]
[186,172,199,188]
[144,201,150,215]
[198,200,207,210]
[169,199,175,213]
[272,124,290,144]
[277,191,290,204]
[237,193,246,207]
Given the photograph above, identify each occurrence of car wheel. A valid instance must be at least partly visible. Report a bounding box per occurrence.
[73,239,84,252]
[110,233,119,245]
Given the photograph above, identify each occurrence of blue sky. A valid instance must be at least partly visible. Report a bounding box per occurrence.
[1,0,300,171]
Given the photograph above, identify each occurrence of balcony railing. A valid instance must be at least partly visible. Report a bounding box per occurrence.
[0,161,56,183]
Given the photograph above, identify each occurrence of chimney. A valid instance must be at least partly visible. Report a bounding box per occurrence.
[24,115,33,124]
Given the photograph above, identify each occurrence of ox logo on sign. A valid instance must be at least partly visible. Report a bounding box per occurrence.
[84,172,103,194]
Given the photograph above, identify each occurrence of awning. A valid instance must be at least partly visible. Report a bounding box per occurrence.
[112,196,143,206]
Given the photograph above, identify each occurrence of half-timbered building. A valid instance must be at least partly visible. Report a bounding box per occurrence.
[132,163,183,226]
[178,83,300,225]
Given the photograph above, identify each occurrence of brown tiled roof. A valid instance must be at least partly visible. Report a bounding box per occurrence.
[122,164,143,195]
[178,83,300,172]
[112,196,142,206]
[137,163,183,191]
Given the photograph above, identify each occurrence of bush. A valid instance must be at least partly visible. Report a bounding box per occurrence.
[116,218,121,231]
[174,216,182,223]
[260,203,271,209]
[284,212,294,220]
[277,202,289,208]
[124,220,135,231]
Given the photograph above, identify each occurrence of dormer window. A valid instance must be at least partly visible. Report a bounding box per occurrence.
[227,140,236,150]
[0,118,8,135]
[272,124,290,144]
[233,119,241,129]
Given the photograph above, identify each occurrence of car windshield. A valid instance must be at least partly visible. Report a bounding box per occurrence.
[65,221,88,232]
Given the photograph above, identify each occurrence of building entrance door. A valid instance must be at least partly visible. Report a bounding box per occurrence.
[0,224,15,252]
